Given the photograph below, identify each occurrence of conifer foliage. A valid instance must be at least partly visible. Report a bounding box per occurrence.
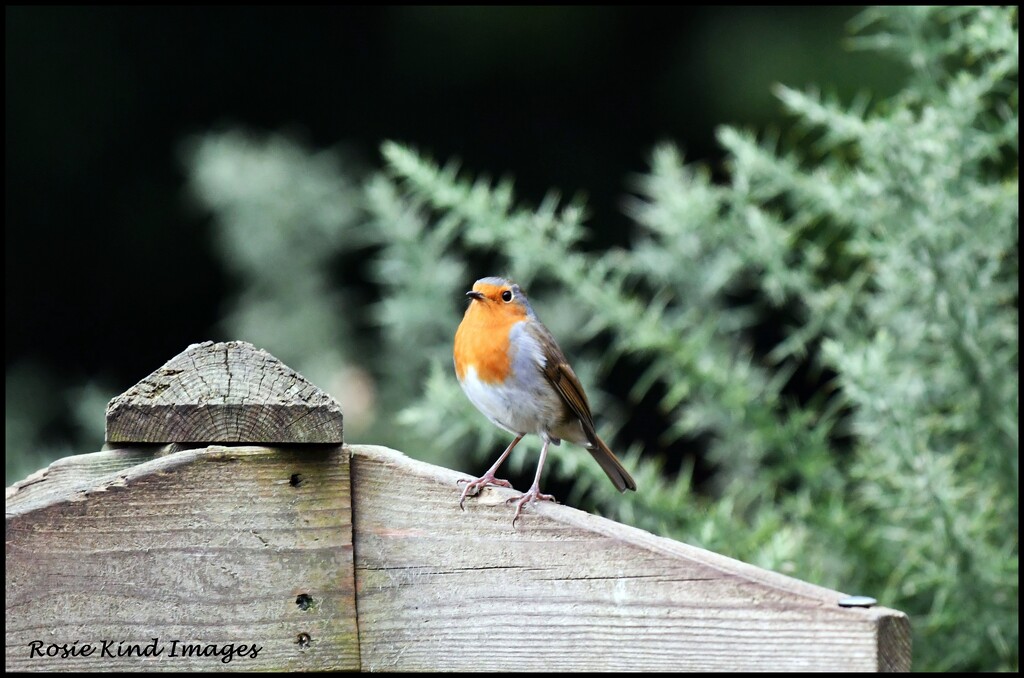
[188,7,1017,671]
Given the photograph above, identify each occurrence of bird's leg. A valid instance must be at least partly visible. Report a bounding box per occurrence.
[458,434,522,509]
[509,438,557,526]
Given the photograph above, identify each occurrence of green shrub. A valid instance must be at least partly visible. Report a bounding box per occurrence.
[186,7,1016,671]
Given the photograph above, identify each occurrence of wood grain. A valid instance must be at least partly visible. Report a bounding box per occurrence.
[348,444,911,672]
[104,341,344,444]
[5,445,358,672]
[6,447,163,512]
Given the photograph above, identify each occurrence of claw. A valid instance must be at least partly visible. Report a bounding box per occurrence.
[508,486,557,527]
[457,474,513,509]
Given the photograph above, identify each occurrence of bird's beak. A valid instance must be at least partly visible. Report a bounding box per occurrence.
[466,290,485,301]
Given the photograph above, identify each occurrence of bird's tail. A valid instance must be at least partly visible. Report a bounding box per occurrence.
[587,434,637,493]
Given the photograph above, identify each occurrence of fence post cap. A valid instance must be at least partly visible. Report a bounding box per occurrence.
[105,340,343,444]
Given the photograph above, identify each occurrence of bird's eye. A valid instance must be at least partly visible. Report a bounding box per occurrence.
[501,290,514,302]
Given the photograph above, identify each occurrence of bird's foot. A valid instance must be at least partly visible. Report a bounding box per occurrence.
[458,473,513,509]
[508,485,557,527]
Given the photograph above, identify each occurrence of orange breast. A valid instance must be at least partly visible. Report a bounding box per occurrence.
[454,301,526,384]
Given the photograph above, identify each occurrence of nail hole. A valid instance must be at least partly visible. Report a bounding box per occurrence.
[290,473,303,487]
[296,593,313,611]
[296,632,311,649]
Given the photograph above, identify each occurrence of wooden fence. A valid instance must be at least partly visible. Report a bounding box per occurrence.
[5,341,911,671]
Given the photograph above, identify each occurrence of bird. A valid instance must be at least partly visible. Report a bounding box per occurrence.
[453,276,636,525]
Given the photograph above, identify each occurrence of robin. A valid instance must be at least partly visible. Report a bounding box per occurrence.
[453,276,636,525]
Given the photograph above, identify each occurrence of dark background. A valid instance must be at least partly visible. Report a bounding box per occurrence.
[6,6,897,467]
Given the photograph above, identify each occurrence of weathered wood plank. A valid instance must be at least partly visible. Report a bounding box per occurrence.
[349,444,911,672]
[105,341,344,444]
[5,445,358,672]
[6,447,164,513]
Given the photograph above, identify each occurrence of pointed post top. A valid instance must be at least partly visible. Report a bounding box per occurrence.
[105,341,344,444]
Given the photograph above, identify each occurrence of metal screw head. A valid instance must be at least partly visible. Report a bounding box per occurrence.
[838,595,878,608]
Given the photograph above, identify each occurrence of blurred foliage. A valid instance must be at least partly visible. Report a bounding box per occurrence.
[7,6,897,479]
[5,6,1017,672]
[190,7,1017,671]
[5,363,110,483]
[182,132,381,437]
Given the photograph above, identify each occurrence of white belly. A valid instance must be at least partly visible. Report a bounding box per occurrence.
[460,366,557,436]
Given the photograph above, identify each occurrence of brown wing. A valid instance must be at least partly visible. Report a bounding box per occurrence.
[532,323,598,438]
[536,327,637,492]
[528,321,636,492]
[544,360,597,435]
